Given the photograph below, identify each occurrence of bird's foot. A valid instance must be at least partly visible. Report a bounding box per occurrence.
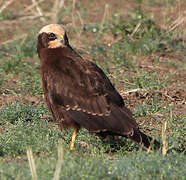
[69,126,79,151]
[70,144,75,151]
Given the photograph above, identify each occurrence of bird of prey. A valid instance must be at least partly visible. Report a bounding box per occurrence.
[37,24,159,150]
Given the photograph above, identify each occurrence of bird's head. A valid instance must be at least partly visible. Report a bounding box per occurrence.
[38,24,69,49]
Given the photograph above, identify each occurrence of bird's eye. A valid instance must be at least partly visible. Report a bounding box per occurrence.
[48,33,56,40]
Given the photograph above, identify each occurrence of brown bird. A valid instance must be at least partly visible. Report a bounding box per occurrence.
[37,24,160,150]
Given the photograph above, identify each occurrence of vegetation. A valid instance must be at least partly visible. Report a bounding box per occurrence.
[0,0,185,179]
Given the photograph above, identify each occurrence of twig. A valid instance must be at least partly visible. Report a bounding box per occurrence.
[121,88,142,95]
[73,11,84,37]
[51,0,65,23]
[76,11,84,28]
[23,0,45,13]
[59,0,65,9]
[27,148,38,180]
[109,74,133,84]
[53,139,64,180]
[14,15,45,21]
[130,21,141,37]
[72,0,82,37]
[72,0,76,12]
[178,0,181,19]
[167,15,186,33]
[0,15,46,25]
[99,4,109,34]
[31,0,45,22]
[0,0,15,13]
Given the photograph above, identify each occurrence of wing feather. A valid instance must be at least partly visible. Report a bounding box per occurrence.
[44,49,122,116]
[39,46,139,135]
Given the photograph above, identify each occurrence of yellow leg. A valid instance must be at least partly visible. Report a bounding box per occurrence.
[70,126,79,150]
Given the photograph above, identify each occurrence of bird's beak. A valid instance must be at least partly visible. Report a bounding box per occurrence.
[58,35,64,44]
[60,35,64,40]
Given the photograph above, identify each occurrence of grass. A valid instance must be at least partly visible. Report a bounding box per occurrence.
[134,95,166,118]
[0,37,42,95]
[0,0,185,179]
[0,103,185,179]
[0,12,19,21]
[132,72,168,90]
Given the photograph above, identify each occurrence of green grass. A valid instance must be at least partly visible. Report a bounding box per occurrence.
[105,7,185,58]
[0,151,185,180]
[167,114,186,152]
[0,12,19,21]
[134,95,167,118]
[0,37,42,95]
[0,102,185,179]
[132,72,168,90]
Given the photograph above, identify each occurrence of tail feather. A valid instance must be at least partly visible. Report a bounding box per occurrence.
[96,129,160,151]
[128,130,160,150]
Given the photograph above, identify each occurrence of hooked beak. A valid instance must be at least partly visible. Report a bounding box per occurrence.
[58,34,65,44]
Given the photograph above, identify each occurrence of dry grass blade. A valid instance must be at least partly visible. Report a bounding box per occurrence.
[162,121,168,157]
[31,0,43,16]
[72,0,82,36]
[167,15,186,33]
[130,21,141,37]
[99,4,109,34]
[120,88,142,95]
[76,11,84,28]
[72,10,84,37]
[31,0,45,22]
[0,0,15,13]
[23,0,45,13]
[51,0,65,23]
[72,0,76,11]
[53,139,64,180]
[27,148,38,180]
[16,15,44,21]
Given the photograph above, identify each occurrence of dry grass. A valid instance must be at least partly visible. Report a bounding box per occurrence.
[27,148,38,180]
[167,14,186,33]
[162,121,168,157]
[53,139,64,180]
[27,139,64,180]
[0,0,15,13]
[51,0,65,23]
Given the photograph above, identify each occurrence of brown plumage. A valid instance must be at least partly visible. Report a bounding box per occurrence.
[37,24,160,150]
